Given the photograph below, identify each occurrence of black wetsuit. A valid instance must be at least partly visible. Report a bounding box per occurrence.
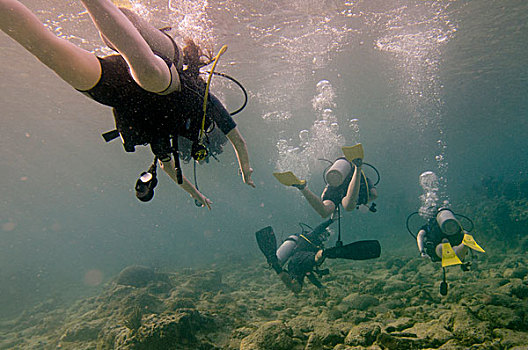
[420,220,464,262]
[287,219,333,288]
[321,159,373,208]
[80,54,236,160]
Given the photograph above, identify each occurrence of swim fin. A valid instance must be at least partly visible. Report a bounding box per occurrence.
[255,226,282,273]
[342,144,364,162]
[462,234,485,253]
[273,171,306,187]
[112,0,133,9]
[441,242,462,267]
[323,240,381,260]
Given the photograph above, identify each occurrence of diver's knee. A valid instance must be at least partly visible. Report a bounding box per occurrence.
[434,243,444,259]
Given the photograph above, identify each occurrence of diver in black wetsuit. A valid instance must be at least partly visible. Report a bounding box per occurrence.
[294,157,378,218]
[256,218,381,293]
[0,0,255,207]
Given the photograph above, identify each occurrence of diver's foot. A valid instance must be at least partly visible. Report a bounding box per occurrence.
[461,262,471,272]
[292,183,306,190]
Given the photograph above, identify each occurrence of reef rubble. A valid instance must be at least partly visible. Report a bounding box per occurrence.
[1,245,527,350]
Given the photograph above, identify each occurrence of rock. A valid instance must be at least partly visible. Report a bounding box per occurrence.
[481,293,517,307]
[382,298,406,310]
[436,339,466,350]
[504,266,528,279]
[405,320,453,347]
[115,265,169,288]
[227,327,254,350]
[376,332,426,349]
[333,345,382,350]
[165,297,196,311]
[451,306,491,344]
[118,309,210,349]
[60,320,103,342]
[385,317,414,333]
[382,279,408,293]
[384,257,406,270]
[313,325,344,347]
[183,270,224,293]
[342,294,380,311]
[358,280,385,294]
[120,290,163,315]
[477,305,523,330]
[493,328,528,349]
[498,278,524,296]
[511,284,528,299]
[240,320,294,350]
[344,323,381,346]
[305,333,323,350]
[288,315,315,335]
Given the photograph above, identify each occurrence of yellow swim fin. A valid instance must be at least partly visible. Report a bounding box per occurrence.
[273,172,306,187]
[342,144,364,162]
[462,234,485,253]
[441,242,462,267]
[112,0,133,8]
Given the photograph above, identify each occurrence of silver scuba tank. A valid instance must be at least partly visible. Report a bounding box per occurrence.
[436,208,460,235]
[325,158,352,187]
[276,235,299,266]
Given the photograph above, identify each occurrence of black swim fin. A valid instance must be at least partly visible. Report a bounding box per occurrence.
[323,240,381,260]
[255,226,282,273]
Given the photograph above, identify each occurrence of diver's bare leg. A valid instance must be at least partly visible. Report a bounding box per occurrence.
[0,0,100,90]
[80,0,174,93]
[341,163,362,210]
[114,8,179,66]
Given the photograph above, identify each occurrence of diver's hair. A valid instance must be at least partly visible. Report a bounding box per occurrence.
[183,38,204,76]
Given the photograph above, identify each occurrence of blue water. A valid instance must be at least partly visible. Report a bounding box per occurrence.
[0,0,527,318]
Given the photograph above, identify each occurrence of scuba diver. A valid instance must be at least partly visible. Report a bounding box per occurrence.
[407,207,486,295]
[256,218,381,293]
[274,144,378,219]
[0,0,255,208]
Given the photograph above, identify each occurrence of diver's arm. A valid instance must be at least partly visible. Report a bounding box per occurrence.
[80,0,174,93]
[416,229,428,257]
[160,159,211,209]
[226,128,255,188]
[0,0,101,90]
[178,176,212,209]
[341,163,362,211]
[297,187,335,218]
[306,272,324,289]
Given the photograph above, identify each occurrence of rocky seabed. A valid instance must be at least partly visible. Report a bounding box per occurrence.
[1,249,527,350]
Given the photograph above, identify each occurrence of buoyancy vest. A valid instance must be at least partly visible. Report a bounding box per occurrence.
[99,62,215,158]
[84,53,233,162]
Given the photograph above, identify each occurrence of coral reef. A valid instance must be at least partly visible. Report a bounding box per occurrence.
[0,186,526,349]
[0,247,527,349]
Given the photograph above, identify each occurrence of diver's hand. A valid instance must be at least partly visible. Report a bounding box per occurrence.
[292,182,306,190]
[194,192,212,210]
[241,167,255,188]
[420,251,430,259]
[279,271,301,294]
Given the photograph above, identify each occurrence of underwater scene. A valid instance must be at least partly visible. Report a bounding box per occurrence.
[0,0,527,349]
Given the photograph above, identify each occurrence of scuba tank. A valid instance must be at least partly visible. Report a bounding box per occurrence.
[436,208,461,235]
[276,235,299,266]
[324,158,352,187]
